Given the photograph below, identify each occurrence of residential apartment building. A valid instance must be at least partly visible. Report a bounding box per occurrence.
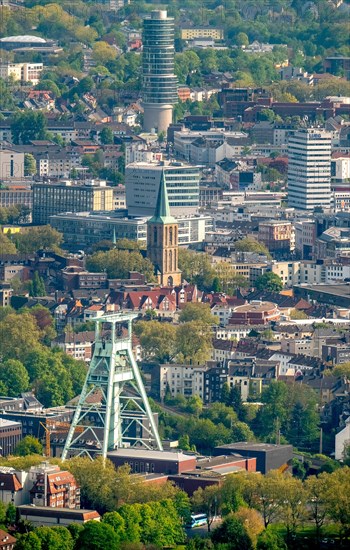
[0,62,43,85]
[32,180,114,224]
[53,331,95,362]
[29,463,80,509]
[125,161,200,217]
[158,362,228,404]
[288,128,332,210]
[258,220,294,255]
[181,27,224,40]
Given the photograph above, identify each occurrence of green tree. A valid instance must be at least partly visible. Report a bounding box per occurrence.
[175,321,213,364]
[14,435,43,457]
[100,127,114,145]
[235,508,264,548]
[29,271,46,297]
[77,521,120,550]
[255,272,283,292]
[211,515,253,549]
[0,359,29,396]
[11,111,47,145]
[86,249,155,281]
[235,238,271,258]
[236,32,249,47]
[289,308,308,320]
[178,249,214,290]
[257,529,287,550]
[5,502,17,526]
[277,476,307,538]
[134,320,176,362]
[192,485,222,532]
[92,41,117,65]
[0,232,17,254]
[16,226,63,253]
[14,532,42,550]
[305,474,329,541]
[24,153,37,176]
[101,512,125,543]
[34,525,74,550]
[0,311,41,360]
[179,303,217,325]
[254,381,289,440]
[323,467,350,537]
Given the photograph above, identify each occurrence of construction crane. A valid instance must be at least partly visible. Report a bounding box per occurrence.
[40,421,83,458]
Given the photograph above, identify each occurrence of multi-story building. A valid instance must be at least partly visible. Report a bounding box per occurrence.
[0,186,32,209]
[218,86,272,118]
[50,210,213,248]
[158,362,228,404]
[0,62,43,85]
[258,221,294,255]
[0,149,24,179]
[181,27,224,40]
[32,180,114,224]
[0,283,12,307]
[0,419,22,456]
[331,155,350,181]
[229,301,280,325]
[295,219,317,259]
[125,161,200,217]
[288,129,332,210]
[29,463,80,509]
[174,129,247,163]
[142,10,177,132]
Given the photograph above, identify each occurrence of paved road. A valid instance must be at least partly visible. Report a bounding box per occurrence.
[186,518,222,538]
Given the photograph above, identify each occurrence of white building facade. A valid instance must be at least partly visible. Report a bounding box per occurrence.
[288,129,332,210]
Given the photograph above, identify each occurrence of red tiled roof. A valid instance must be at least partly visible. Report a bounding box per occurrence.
[0,529,16,547]
[0,473,22,492]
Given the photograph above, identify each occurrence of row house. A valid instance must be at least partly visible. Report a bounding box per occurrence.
[157,361,228,404]
[211,338,236,362]
[53,331,95,362]
[227,359,279,400]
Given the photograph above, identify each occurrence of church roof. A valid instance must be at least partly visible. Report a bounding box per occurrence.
[148,170,176,225]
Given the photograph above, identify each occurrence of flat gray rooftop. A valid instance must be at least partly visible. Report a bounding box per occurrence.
[107,448,196,461]
[215,442,292,453]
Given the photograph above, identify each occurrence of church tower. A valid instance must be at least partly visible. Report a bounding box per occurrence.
[147,171,181,287]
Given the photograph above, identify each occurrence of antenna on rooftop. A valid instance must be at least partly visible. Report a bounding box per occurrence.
[62,312,162,461]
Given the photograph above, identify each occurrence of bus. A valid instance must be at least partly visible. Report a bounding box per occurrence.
[187,514,208,528]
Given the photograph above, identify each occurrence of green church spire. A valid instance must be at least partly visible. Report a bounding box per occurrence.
[148,170,176,224]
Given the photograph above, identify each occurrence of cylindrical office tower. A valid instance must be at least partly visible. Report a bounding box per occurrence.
[142,10,177,133]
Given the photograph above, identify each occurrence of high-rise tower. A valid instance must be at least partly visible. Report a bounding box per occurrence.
[288,128,332,210]
[147,171,181,287]
[142,10,177,133]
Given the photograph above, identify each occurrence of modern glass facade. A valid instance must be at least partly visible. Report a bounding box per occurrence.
[142,10,177,105]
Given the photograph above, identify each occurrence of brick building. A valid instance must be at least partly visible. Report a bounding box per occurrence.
[29,464,80,509]
[229,301,280,325]
[107,449,197,475]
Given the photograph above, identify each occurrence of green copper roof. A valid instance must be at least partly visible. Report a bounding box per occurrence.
[148,170,176,224]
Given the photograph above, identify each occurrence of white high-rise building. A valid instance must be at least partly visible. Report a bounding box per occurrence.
[125,161,200,217]
[288,128,332,210]
[142,10,177,133]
